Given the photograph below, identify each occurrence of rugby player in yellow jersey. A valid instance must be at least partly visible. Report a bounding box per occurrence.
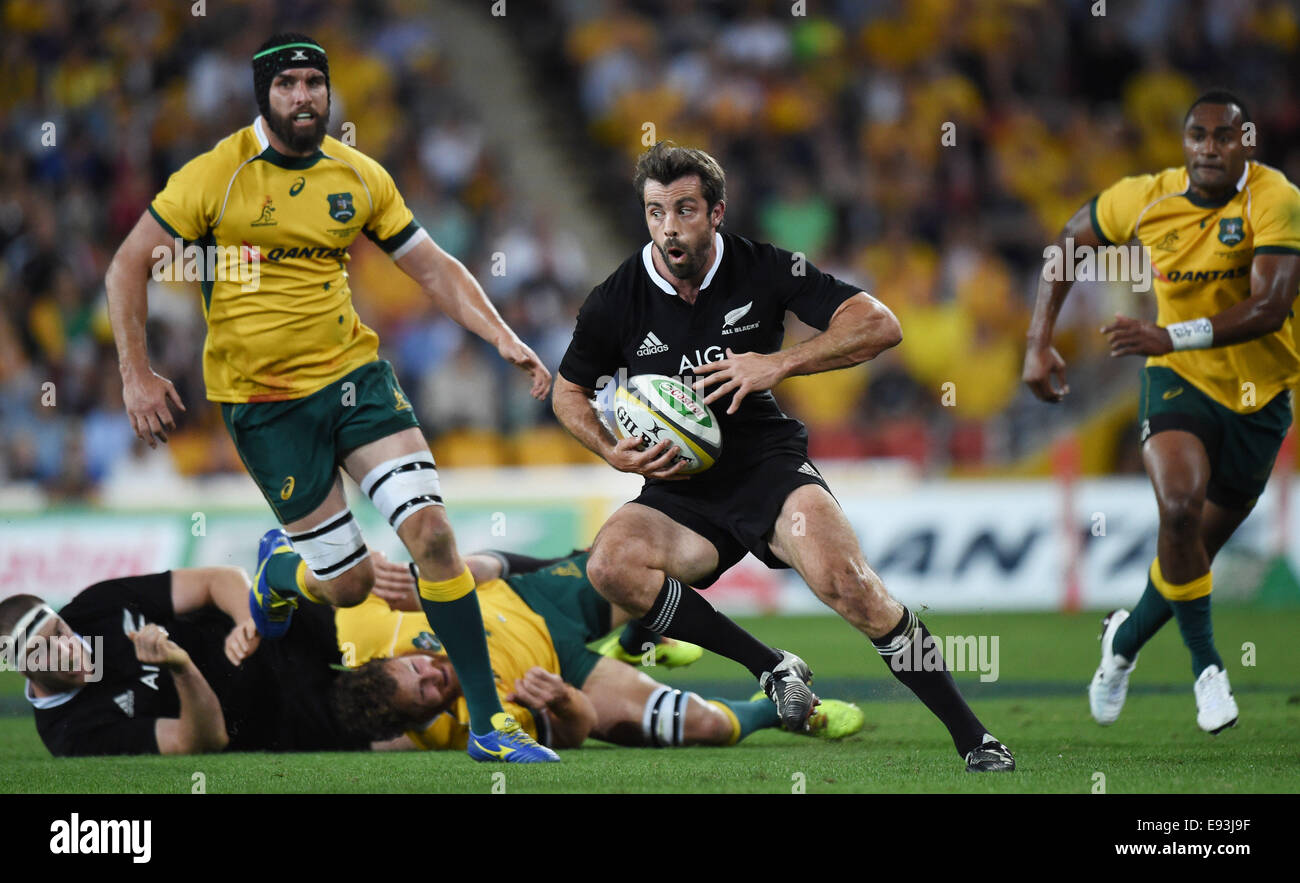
[1024,91,1300,734]
[321,549,864,750]
[104,34,558,762]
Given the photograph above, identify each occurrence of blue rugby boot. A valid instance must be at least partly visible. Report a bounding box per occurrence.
[467,712,561,763]
[249,528,299,639]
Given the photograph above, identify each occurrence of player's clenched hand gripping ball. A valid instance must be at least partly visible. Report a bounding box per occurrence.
[596,374,723,475]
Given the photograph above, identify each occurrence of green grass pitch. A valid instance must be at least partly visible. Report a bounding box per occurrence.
[2,610,1297,794]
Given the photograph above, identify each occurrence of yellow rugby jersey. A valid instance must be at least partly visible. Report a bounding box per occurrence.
[333,578,562,750]
[1092,161,1300,412]
[149,117,425,402]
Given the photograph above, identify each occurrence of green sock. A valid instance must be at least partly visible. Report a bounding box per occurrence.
[711,697,779,742]
[1112,576,1172,660]
[418,592,504,733]
[1169,595,1223,678]
[265,552,304,597]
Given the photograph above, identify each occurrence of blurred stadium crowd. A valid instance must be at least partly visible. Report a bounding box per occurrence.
[2,0,1299,499]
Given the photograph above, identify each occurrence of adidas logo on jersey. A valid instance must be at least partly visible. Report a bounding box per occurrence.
[114,691,135,718]
[798,461,820,477]
[637,332,669,356]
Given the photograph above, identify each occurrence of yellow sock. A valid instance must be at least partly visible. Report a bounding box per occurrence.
[1149,557,1212,601]
[417,565,475,602]
[708,700,742,746]
[295,560,325,604]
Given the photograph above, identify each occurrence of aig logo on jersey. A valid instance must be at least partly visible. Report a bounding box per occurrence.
[327,192,356,223]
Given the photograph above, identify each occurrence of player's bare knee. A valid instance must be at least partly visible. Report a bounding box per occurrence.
[586,543,646,609]
[327,559,374,608]
[585,545,615,589]
[686,703,734,745]
[401,507,457,570]
[1158,492,1204,538]
[815,566,883,628]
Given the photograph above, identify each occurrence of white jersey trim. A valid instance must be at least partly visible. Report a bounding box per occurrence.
[253,115,270,151]
[641,232,725,297]
[389,226,429,261]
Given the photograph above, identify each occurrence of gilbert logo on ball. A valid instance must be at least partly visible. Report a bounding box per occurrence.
[596,374,722,474]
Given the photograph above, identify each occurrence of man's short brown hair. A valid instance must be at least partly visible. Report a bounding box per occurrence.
[634,141,726,210]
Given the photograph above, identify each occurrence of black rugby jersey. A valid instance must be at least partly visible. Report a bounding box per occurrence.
[559,232,861,478]
[30,573,360,756]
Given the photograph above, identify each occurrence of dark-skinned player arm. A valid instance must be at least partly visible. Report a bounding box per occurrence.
[1023,201,1103,402]
[1103,251,1300,356]
[104,209,189,446]
[1092,171,1300,357]
[128,624,229,755]
[394,237,552,400]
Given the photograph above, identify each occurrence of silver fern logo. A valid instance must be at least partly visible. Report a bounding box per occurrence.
[721,301,758,335]
[723,302,752,326]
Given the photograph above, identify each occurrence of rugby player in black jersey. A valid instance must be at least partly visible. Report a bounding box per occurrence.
[553,142,1014,771]
[0,567,362,756]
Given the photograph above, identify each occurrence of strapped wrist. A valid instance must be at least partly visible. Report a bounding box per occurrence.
[1167,318,1213,350]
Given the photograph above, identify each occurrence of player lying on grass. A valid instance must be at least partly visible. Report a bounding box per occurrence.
[1024,91,1300,734]
[310,547,864,750]
[0,567,364,756]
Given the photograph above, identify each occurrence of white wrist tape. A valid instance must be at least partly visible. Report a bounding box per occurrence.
[1167,318,1214,350]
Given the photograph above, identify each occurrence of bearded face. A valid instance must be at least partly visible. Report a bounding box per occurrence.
[642,175,722,281]
[265,68,330,154]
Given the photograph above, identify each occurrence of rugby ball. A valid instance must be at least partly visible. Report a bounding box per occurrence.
[596,374,722,474]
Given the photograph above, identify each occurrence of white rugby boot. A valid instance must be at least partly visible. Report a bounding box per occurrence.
[1194,665,1238,734]
[1089,609,1136,725]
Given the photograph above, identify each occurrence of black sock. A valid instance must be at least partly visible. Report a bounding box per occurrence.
[641,576,781,678]
[619,621,660,655]
[475,549,573,577]
[872,607,989,757]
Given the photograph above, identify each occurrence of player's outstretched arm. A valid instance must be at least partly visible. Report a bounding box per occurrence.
[1024,202,1101,402]
[694,292,901,414]
[395,236,552,399]
[105,210,187,446]
[1103,252,1300,357]
[552,375,686,479]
